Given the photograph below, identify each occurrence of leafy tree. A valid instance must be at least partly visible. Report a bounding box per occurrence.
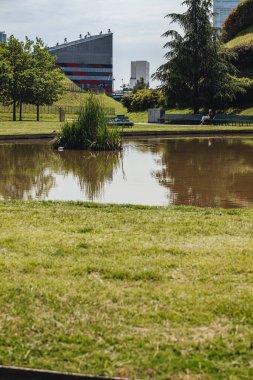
[0,36,34,121]
[153,0,244,113]
[0,36,65,121]
[122,89,165,112]
[132,77,149,93]
[29,38,65,121]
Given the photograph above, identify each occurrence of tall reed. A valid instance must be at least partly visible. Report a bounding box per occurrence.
[55,93,121,150]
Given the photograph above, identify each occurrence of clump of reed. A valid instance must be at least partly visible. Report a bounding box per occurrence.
[54,93,121,150]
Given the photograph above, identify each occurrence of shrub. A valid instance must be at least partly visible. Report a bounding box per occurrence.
[230,45,253,69]
[223,0,253,42]
[122,89,165,112]
[232,77,253,106]
[55,93,121,151]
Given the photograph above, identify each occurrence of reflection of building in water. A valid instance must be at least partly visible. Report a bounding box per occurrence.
[49,32,113,94]
[213,0,239,28]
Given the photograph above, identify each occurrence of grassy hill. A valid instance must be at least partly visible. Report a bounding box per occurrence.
[55,77,126,115]
[224,26,253,49]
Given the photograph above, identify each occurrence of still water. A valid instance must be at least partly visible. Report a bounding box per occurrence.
[0,137,253,208]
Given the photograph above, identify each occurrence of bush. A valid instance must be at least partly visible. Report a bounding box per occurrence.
[55,93,121,151]
[122,89,165,112]
[223,0,253,42]
[232,77,253,106]
[230,45,253,69]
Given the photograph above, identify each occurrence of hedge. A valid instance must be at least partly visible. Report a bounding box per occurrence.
[231,45,253,69]
[122,89,165,112]
[223,0,253,42]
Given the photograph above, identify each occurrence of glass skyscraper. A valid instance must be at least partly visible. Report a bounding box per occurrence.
[213,0,239,28]
[49,32,113,94]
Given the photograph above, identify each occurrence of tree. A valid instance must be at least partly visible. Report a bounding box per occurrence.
[0,36,65,121]
[132,77,149,93]
[29,38,65,121]
[122,89,165,112]
[153,0,244,113]
[0,36,34,121]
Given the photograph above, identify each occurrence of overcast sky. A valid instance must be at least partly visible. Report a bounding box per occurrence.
[0,0,185,89]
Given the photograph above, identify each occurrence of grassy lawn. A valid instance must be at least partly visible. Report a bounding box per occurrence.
[2,120,253,136]
[0,121,62,135]
[224,26,253,49]
[126,124,253,133]
[0,201,253,379]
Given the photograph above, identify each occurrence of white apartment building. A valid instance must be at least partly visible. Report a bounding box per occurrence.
[130,61,150,88]
[213,0,239,28]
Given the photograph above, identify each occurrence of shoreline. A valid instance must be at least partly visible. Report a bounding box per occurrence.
[1,129,253,140]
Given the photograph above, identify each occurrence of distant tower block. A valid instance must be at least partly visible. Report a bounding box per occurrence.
[0,31,7,43]
[213,0,239,28]
[130,61,150,88]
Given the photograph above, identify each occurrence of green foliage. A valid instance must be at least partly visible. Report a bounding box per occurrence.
[55,93,121,150]
[224,26,253,49]
[122,89,165,112]
[132,77,149,93]
[0,36,34,120]
[223,0,253,43]
[231,76,253,106]
[153,0,244,113]
[0,36,65,121]
[29,38,65,120]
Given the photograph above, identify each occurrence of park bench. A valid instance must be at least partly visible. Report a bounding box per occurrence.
[158,113,253,126]
[158,114,203,125]
[212,114,253,126]
[108,114,133,127]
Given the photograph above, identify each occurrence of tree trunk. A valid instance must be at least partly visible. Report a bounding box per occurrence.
[193,105,200,114]
[19,102,22,121]
[37,104,40,122]
[13,101,16,121]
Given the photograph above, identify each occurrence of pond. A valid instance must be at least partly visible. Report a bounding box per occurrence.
[0,137,253,208]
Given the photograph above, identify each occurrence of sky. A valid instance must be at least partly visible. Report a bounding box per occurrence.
[0,0,185,90]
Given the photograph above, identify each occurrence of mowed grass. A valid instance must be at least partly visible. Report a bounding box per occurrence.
[224,26,253,49]
[0,201,253,379]
[2,121,253,136]
[0,121,62,135]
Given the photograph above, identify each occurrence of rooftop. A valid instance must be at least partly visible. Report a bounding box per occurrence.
[49,31,112,51]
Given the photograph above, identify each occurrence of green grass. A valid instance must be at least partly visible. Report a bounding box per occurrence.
[2,121,253,136]
[127,124,253,132]
[56,91,126,115]
[126,111,148,123]
[0,201,253,379]
[224,26,253,49]
[0,121,62,135]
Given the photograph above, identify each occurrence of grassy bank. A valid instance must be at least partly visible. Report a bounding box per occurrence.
[1,120,253,136]
[0,121,62,135]
[0,201,253,379]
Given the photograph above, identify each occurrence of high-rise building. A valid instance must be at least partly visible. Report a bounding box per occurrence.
[130,61,150,88]
[213,0,239,28]
[0,31,7,43]
[49,32,113,94]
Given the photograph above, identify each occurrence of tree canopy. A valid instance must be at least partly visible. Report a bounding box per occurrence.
[0,36,65,121]
[153,0,244,113]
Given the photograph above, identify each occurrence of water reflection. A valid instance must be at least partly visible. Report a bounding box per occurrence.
[57,150,121,200]
[0,142,121,201]
[0,137,253,208]
[150,138,253,207]
[0,143,56,199]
